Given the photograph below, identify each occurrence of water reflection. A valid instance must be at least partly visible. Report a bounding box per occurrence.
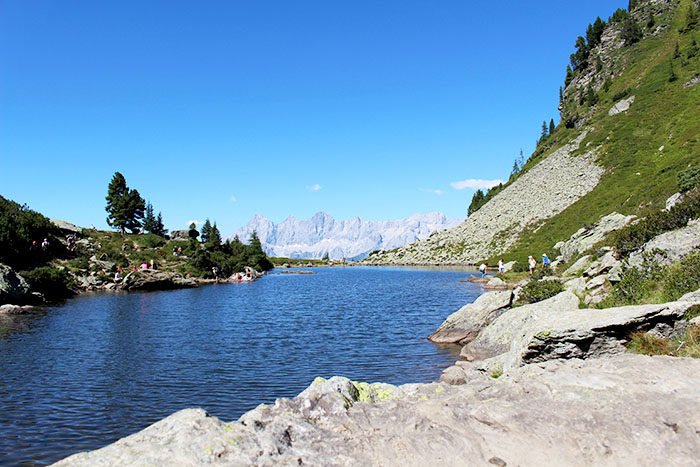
[0,266,481,465]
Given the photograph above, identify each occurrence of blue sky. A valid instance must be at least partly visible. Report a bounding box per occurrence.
[1,1,625,235]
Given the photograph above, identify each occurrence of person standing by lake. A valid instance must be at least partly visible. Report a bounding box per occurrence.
[528,256,536,274]
[498,259,505,274]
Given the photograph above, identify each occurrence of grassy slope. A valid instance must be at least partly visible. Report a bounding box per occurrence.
[488,1,700,266]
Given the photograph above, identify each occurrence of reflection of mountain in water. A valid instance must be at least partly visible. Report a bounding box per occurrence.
[230,211,463,260]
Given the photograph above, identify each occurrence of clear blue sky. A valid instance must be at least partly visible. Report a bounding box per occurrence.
[1,0,625,235]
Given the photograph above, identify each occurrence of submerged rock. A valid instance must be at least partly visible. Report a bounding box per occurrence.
[54,354,700,466]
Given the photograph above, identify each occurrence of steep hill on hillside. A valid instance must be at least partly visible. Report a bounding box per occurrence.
[365,0,700,266]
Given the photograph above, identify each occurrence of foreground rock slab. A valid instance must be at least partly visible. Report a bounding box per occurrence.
[55,354,700,466]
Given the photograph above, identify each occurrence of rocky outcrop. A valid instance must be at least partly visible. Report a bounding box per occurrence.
[0,304,35,315]
[628,218,700,268]
[51,219,83,234]
[365,131,604,265]
[428,290,513,344]
[0,264,32,305]
[170,230,190,241]
[557,212,635,262]
[121,270,197,291]
[607,95,635,116]
[459,291,698,372]
[55,354,700,466]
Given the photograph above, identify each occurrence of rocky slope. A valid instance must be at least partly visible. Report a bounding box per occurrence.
[364,132,603,264]
[54,353,700,466]
[231,211,462,260]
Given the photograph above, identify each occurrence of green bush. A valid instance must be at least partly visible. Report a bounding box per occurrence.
[611,88,631,101]
[517,280,564,304]
[660,251,700,301]
[679,165,700,192]
[22,266,74,300]
[613,187,700,256]
[134,233,166,249]
[0,195,61,267]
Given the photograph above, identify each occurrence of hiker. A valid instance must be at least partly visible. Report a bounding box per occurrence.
[479,263,487,278]
[212,266,219,283]
[41,238,50,251]
[542,253,551,270]
[498,259,505,274]
[528,256,537,274]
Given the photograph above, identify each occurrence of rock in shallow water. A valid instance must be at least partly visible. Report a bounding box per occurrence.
[54,354,700,466]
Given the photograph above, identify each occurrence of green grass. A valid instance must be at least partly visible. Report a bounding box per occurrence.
[627,324,700,358]
[489,2,700,264]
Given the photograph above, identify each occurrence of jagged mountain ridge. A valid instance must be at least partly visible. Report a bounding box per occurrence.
[229,212,463,260]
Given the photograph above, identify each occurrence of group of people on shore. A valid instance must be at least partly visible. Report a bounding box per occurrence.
[478,253,551,278]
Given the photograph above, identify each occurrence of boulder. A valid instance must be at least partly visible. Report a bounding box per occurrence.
[665,192,682,211]
[51,219,83,234]
[0,304,34,315]
[460,292,698,371]
[170,229,190,241]
[585,274,609,290]
[563,277,586,295]
[54,354,700,466]
[482,277,509,290]
[428,290,513,344]
[502,260,516,273]
[122,270,197,291]
[584,252,619,277]
[562,254,592,276]
[89,256,116,273]
[628,219,700,268]
[559,213,635,262]
[608,95,635,116]
[0,264,32,305]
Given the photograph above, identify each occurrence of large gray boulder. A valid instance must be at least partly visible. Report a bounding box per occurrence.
[170,230,190,241]
[54,354,700,466]
[628,218,700,268]
[459,291,698,371]
[122,270,197,291]
[608,95,635,116]
[0,264,32,305]
[51,219,83,234]
[559,213,635,262]
[428,290,513,344]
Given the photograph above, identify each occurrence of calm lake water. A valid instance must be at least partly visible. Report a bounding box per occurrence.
[0,266,482,465]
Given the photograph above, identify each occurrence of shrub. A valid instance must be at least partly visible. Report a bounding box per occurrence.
[22,266,74,300]
[611,88,631,101]
[0,195,61,267]
[678,165,700,192]
[613,187,700,256]
[626,331,671,355]
[674,325,700,358]
[684,304,700,321]
[517,280,564,304]
[135,233,166,249]
[660,251,700,301]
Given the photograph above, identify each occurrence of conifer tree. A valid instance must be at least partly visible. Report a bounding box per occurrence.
[559,86,564,103]
[153,212,167,237]
[200,219,212,244]
[549,119,556,135]
[142,202,157,233]
[541,120,548,138]
[565,65,574,87]
[668,59,677,82]
[621,16,643,46]
[105,172,145,234]
[205,222,222,250]
[674,41,681,58]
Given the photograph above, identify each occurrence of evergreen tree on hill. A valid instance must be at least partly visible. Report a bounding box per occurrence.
[621,16,643,46]
[549,119,556,135]
[105,172,145,234]
[142,202,157,233]
[200,219,213,244]
[153,212,167,237]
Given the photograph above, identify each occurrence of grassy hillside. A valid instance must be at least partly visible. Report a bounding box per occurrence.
[490,0,700,266]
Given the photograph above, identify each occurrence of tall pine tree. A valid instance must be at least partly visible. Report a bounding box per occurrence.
[105,172,145,234]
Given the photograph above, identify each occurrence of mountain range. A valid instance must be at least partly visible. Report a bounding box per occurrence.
[230,212,463,260]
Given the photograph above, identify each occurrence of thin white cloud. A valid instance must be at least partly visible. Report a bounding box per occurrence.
[420,188,444,195]
[450,179,504,190]
[306,184,322,192]
[230,195,237,202]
